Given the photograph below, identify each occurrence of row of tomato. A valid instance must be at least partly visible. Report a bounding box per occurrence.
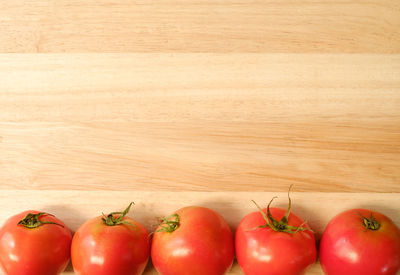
[0,192,399,275]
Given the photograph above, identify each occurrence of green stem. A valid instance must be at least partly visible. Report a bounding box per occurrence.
[252,185,312,234]
[101,202,135,227]
[359,212,380,231]
[18,213,64,229]
[156,213,180,233]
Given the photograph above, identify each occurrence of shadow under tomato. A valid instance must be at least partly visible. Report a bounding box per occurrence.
[40,204,87,272]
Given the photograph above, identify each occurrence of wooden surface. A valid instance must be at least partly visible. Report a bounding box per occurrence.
[0,191,398,275]
[1,54,400,192]
[1,0,400,274]
[1,0,400,53]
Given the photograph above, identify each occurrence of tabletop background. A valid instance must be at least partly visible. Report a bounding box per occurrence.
[1,1,399,274]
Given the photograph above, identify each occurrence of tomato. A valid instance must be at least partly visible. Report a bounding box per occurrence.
[235,195,317,275]
[0,211,72,275]
[151,206,234,275]
[319,208,400,275]
[71,203,150,275]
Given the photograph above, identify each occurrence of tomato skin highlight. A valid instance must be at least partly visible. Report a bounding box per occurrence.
[319,208,400,275]
[0,210,72,275]
[235,207,317,275]
[151,206,234,275]
[71,216,150,275]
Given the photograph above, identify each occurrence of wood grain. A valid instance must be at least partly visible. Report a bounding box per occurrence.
[1,1,399,274]
[1,54,399,192]
[0,190,399,275]
[0,0,399,53]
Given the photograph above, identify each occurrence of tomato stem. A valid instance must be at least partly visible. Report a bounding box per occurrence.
[101,202,135,227]
[252,185,312,234]
[358,212,380,231]
[156,214,180,233]
[17,213,64,229]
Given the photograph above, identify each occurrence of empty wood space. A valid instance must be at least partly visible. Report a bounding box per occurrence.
[1,0,400,53]
[1,54,399,192]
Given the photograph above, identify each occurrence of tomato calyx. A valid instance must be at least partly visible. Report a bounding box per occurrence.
[101,202,135,227]
[358,212,380,231]
[252,186,311,234]
[17,213,64,229]
[156,213,180,233]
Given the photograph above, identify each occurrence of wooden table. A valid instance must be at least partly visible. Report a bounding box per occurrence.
[1,1,399,274]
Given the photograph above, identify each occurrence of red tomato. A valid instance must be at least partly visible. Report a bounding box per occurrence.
[151,206,234,275]
[0,210,72,275]
[235,197,317,275]
[320,208,400,275]
[71,203,150,275]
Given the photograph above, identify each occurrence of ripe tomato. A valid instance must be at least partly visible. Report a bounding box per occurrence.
[319,208,400,275]
[71,203,150,275]
[235,194,317,275]
[151,206,234,275]
[0,210,72,275]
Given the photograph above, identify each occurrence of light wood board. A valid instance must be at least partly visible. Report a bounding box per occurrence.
[0,191,398,275]
[0,0,399,53]
[1,1,400,274]
[1,54,399,192]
